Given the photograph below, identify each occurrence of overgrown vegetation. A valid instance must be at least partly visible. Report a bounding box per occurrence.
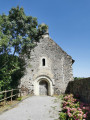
[74,77,84,80]
[17,97,22,101]
[0,6,48,91]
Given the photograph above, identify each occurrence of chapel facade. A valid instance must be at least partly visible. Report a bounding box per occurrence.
[20,30,74,96]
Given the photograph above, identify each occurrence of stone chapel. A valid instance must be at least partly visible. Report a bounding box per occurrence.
[20,29,74,96]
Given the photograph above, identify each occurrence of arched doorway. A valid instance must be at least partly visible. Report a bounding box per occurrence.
[39,80,48,95]
[34,76,53,96]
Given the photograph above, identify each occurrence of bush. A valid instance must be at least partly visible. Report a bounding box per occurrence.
[60,94,64,100]
[59,112,67,120]
[17,97,22,101]
[60,94,90,120]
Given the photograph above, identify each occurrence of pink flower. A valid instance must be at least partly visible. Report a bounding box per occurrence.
[68,113,72,117]
[71,108,77,112]
[77,108,82,111]
[83,114,87,118]
[82,107,85,110]
[85,106,89,111]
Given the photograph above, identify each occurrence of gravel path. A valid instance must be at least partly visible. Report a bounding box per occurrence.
[0,96,61,120]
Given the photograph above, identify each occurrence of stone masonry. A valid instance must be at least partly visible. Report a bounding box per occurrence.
[20,31,74,96]
[65,78,90,103]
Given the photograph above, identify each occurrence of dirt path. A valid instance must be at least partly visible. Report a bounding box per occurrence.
[0,96,61,120]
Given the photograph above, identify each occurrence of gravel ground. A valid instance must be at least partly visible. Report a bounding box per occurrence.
[0,96,61,120]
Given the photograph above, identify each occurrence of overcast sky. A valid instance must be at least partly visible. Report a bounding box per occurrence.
[0,0,90,77]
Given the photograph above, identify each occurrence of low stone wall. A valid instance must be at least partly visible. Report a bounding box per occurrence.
[65,78,90,103]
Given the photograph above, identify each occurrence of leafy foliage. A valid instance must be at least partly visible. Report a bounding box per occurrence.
[0,6,48,56]
[74,77,84,80]
[0,6,48,91]
[0,54,20,90]
[59,112,67,120]
[17,97,22,101]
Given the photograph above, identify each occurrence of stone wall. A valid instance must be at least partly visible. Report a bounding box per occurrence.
[65,78,90,103]
[20,36,74,95]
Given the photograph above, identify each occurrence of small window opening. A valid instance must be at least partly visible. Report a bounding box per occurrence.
[42,58,45,66]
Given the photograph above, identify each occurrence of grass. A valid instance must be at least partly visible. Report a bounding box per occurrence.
[0,100,19,112]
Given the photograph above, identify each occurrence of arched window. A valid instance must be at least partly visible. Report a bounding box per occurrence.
[42,58,45,66]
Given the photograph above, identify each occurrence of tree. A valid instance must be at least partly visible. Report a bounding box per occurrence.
[0,6,48,56]
[0,6,48,90]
